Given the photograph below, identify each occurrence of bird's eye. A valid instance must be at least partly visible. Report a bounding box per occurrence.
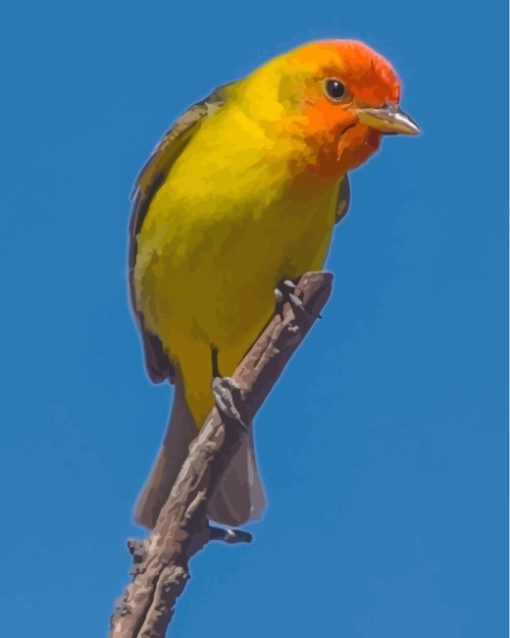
[325,79,346,101]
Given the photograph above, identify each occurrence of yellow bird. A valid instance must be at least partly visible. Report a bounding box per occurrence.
[129,39,419,529]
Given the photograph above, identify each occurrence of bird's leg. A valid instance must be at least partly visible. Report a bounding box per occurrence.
[211,347,221,378]
[211,348,248,430]
[274,278,317,324]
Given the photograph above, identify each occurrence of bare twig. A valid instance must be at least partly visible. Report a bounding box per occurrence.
[109,271,333,637]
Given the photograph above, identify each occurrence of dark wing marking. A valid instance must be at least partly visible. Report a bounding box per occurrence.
[335,174,350,224]
[128,83,234,383]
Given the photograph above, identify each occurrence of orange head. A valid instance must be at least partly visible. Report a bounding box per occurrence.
[240,39,419,178]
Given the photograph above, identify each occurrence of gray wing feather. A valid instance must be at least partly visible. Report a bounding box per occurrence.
[128,84,234,383]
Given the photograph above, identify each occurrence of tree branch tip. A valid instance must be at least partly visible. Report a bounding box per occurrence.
[208,525,253,545]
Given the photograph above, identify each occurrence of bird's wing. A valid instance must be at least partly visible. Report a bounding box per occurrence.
[128,83,235,383]
[335,174,350,224]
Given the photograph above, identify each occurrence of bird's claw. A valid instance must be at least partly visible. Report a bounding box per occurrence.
[274,278,316,324]
[274,279,296,303]
[212,376,248,429]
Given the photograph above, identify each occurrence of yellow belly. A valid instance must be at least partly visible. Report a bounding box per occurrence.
[134,124,340,427]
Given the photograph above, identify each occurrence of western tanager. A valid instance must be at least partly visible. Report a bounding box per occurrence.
[129,39,419,529]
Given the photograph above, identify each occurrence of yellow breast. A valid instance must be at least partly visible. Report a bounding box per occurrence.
[134,105,340,424]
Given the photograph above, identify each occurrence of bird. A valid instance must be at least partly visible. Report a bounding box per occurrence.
[128,39,419,529]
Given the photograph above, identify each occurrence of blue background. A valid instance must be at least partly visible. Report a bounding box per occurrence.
[0,1,507,636]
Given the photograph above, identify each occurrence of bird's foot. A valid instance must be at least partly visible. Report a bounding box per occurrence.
[212,376,248,430]
[274,278,298,306]
[274,278,318,324]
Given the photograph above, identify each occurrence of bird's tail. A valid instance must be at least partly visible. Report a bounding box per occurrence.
[207,424,266,527]
[133,371,266,529]
[133,371,197,529]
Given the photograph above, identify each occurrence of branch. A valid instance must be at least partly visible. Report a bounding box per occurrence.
[109,271,333,637]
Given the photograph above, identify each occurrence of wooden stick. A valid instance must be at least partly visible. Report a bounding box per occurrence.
[109,271,333,637]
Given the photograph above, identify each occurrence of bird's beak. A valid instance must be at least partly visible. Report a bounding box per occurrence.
[356,103,420,135]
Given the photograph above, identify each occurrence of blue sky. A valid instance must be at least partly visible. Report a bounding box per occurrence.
[0,1,507,636]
